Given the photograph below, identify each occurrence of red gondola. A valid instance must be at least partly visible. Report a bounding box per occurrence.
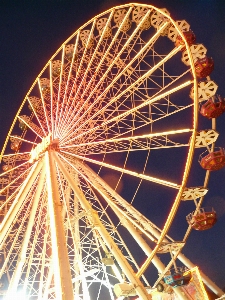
[175,30,196,49]
[199,147,225,171]
[10,141,20,152]
[2,165,12,172]
[19,121,27,131]
[200,95,225,119]
[186,207,217,230]
[194,56,214,78]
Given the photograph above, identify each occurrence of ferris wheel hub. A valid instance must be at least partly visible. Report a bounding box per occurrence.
[29,133,59,163]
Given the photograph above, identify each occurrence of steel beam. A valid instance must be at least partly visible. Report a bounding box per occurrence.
[45,150,74,300]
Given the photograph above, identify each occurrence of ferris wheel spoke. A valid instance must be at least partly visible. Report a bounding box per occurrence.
[60,150,180,189]
[18,115,44,139]
[53,46,65,138]
[61,128,192,155]
[1,152,30,165]
[72,46,182,144]
[147,103,194,132]
[0,160,29,178]
[60,19,171,139]
[60,20,97,123]
[0,165,32,199]
[53,151,153,299]
[74,166,159,262]
[77,179,145,278]
[27,97,48,136]
[78,158,180,281]
[5,169,46,296]
[49,61,55,136]
[20,198,51,298]
[37,78,51,134]
[61,58,186,149]
[61,77,192,148]
[129,67,191,109]
[73,10,115,96]
[83,7,132,85]
[58,8,149,135]
[76,20,97,76]
[56,33,80,136]
[0,160,43,248]
[61,78,192,146]
[51,54,73,140]
[59,10,155,135]
[97,81,191,140]
[104,65,191,120]
[88,67,188,135]
[68,159,159,245]
[10,135,38,146]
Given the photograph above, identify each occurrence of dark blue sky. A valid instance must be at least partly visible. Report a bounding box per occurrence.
[0,0,225,293]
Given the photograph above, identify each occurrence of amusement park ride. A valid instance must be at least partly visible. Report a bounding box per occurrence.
[0,3,225,300]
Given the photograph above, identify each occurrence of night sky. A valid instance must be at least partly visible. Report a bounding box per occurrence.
[0,0,225,294]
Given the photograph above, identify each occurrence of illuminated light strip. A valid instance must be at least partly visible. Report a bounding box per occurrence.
[49,61,54,138]
[0,166,32,198]
[59,10,156,137]
[17,116,43,139]
[57,19,97,136]
[54,46,65,137]
[59,14,153,136]
[27,96,47,136]
[62,144,189,155]
[53,152,152,300]
[61,150,180,189]
[59,8,151,136]
[60,67,191,144]
[58,152,159,244]
[76,78,190,139]
[70,9,115,100]
[185,266,209,300]
[37,78,51,134]
[60,25,180,143]
[62,128,192,149]
[0,160,28,178]
[61,79,192,146]
[61,144,189,155]
[2,151,30,157]
[10,135,38,145]
[0,184,25,215]
[61,79,194,149]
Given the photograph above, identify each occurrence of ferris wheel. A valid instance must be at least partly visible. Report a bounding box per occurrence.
[0,3,224,300]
